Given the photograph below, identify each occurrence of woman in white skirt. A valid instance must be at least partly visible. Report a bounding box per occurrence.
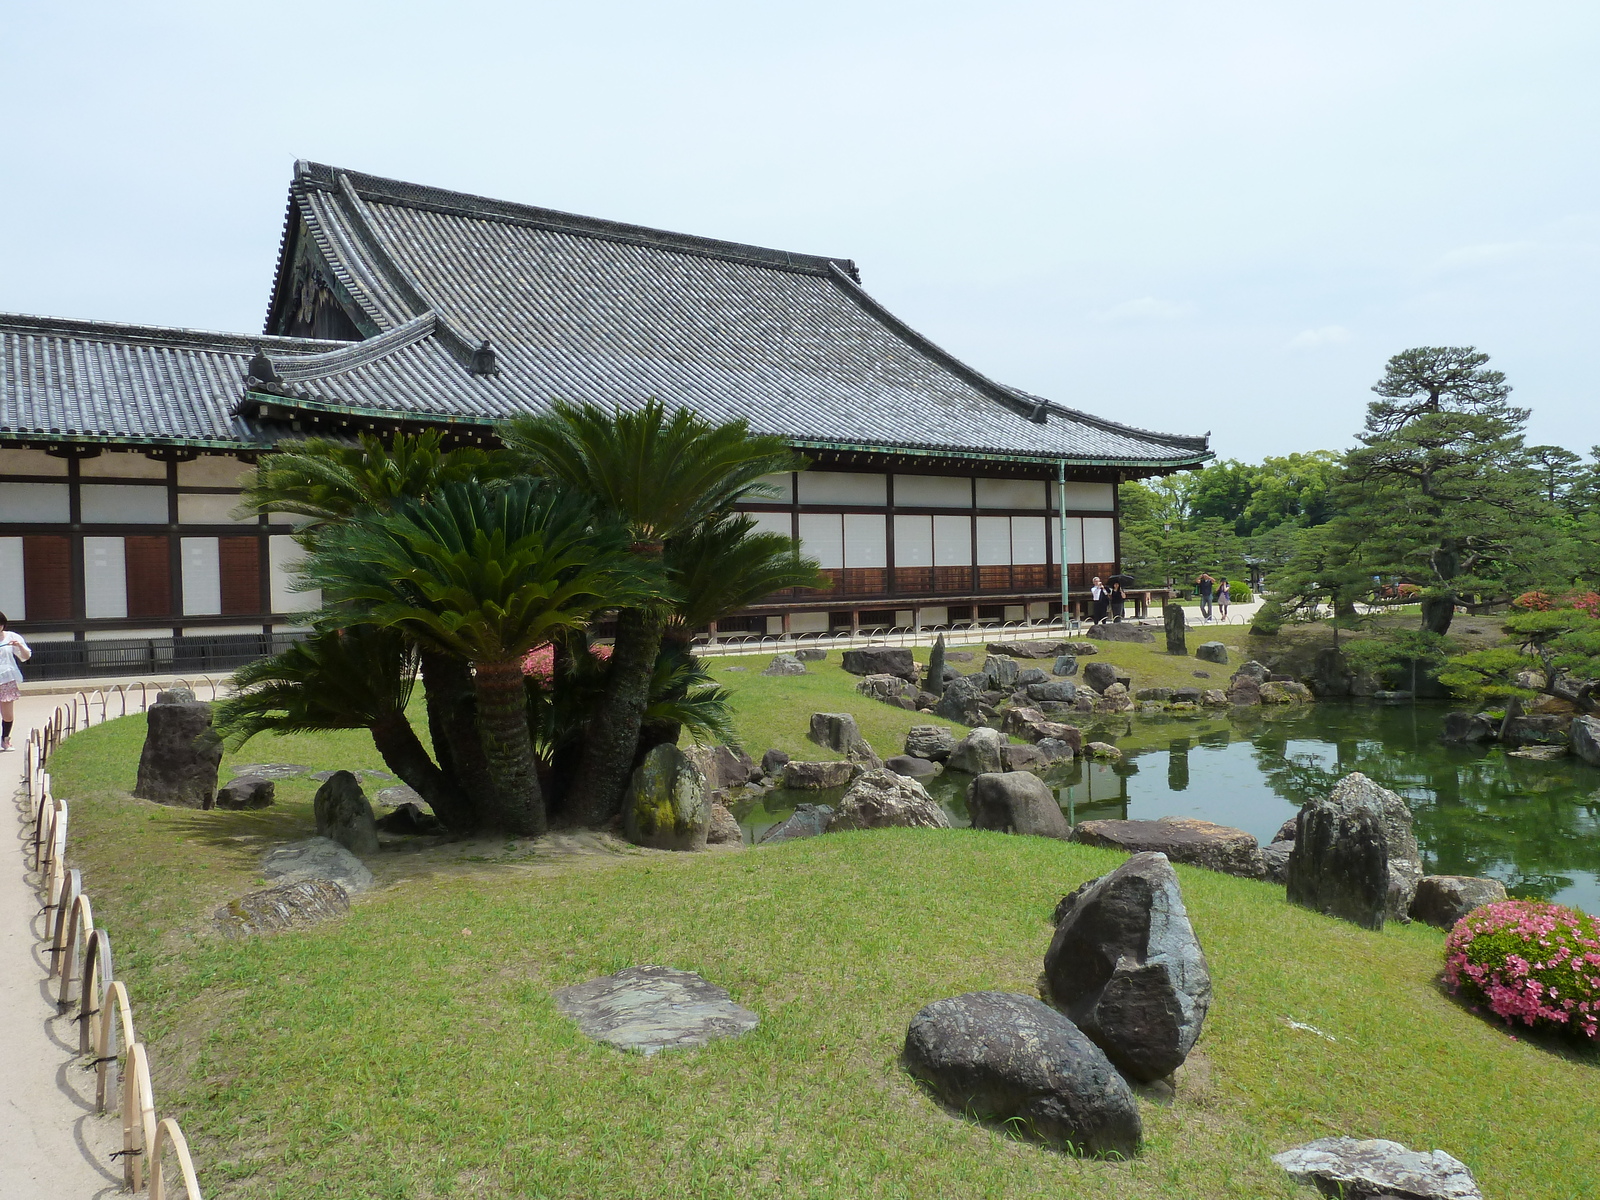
[0,612,32,751]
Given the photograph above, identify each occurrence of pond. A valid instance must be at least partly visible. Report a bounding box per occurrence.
[730,703,1600,916]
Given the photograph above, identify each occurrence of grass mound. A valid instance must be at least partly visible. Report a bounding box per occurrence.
[48,706,1600,1198]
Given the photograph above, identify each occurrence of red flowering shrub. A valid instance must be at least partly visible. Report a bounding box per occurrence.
[1513,590,1559,611]
[1570,591,1600,619]
[1445,899,1600,1040]
[522,642,612,679]
[1513,590,1600,616]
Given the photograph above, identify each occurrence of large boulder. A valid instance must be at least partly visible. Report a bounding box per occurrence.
[885,754,940,779]
[967,772,1070,838]
[904,992,1142,1157]
[1259,680,1313,705]
[981,655,1021,689]
[761,653,808,676]
[706,802,743,846]
[1409,875,1508,929]
[1082,661,1118,694]
[807,712,882,767]
[1570,715,1600,767]
[1087,623,1155,644]
[1001,706,1082,749]
[1044,852,1212,1082]
[1286,798,1389,930]
[1503,714,1572,746]
[793,646,828,661]
[685,743,758,790]
[1097,683,1135,713]
[1026,679,1077,703]
[1195,641,1228,665]
[1069,818,1265,880]
[215,775,274,811]
[986,639,1070,659]
[1163,604,1187,655]
[1440,712,1497,744]
[757,803,834,843]
[133,701,224,808]
[1325,772,1421,920]
[1052,654,1079,676]
[312,771,379,856]
[904,724,957,762]
[623,744,712,851]
[841,646,917,681]
[759,748,790,779]
[856,673,915,705]
[1271,1137,1483,1200]
[948,727,1008,775]
[260,836,374,894]
[827,769,950,831]
[781,760,859,789]
[933,673,991,726]
[1035,737,1077,764]
[1234,660,1270,682]
[1228,676,1262,706]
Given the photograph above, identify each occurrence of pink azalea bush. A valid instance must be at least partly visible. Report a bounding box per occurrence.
[522,642,612,679]
[1444,899,1600,1040]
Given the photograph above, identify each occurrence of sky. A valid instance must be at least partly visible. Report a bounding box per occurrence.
[1,1,1596,463]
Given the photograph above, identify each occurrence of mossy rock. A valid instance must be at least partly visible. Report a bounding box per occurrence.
[623,744,711,851]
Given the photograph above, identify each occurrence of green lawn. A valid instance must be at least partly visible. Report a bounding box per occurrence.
[45,649,1600,1198]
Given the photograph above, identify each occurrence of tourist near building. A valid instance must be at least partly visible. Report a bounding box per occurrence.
[0,162,1210,676]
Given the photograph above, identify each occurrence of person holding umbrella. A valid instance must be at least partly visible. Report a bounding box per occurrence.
[1109,577,1127,621]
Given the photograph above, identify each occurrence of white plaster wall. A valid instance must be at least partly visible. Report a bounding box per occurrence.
[0,482,70,521]
[0,538,24,618]
[81,484,167,524]
[181,537,221,616]
[269,536,320,613]
[894,475,971,507]
[797,471,886,506]
[976,478,1047,509]
[83,536,127,619]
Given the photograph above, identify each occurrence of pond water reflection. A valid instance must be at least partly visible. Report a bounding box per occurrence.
[732,704,1600,915]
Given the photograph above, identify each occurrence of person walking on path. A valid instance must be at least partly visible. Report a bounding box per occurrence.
[0,613,31,751]
[1090,576,1109,624]
[1216,578,1231,622]
[1195,572,1216,622]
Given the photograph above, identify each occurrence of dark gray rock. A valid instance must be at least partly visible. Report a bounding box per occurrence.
[793,646,828,661]
[623,744,711,851]
[1502,714,1572,745]
[214,878,350,939]
[1234,660,1270,682]
[761,653,808,676]
[154,688,194,704]
[856,673,914,705]
[1035,737,1076,764]
[904,724,957,762]
[1016,667,1049,686]
[374,802,444,835]
[1271,1137,1483,1200]
[841,646,918,681]
[1191,671,1210,679]
[933,673,991,725]
[886,754,941,779]
[781,760,859,789]
[1002,706,1083,750]
[904,991,1142,1157]
[1326,772,1421,920]
[1286,798,1389,930]
[807,712,882,767]
[1163,604,1187,655]
[968,772,1070,838]
[948,727,1008,775]
[1409,875,1508,929]
[986,639,1071,659]
[1171,687,1202,704]
[1044,852,1212,1082]
[685,743,758,789]
[134,701,223,809]
[759,748,790,779]
[1083,661,1118,694]
[1069,818,1264,879]
[1310,646,1355,698]
[1052,654,1079,676]
[1000,743,1043,771]
[554,965,760,1055]
[1440,712,1496,744]
[1087,623,1155,644]
[1135,687,1174,703]
[981,655,1021,689]
[1195,641,1228,665]
[215,775,275,810]
[1261,841,1293,883]
[828,769,950,831]
[261,836,374,894]
[925,633,947,698]
[1027,679,1077,703]
[1573,715,1600,767]
[707,802,743,846]
[311,770,379,856]
[757,803,834,843]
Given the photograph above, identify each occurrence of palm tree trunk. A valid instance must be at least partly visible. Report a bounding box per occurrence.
[472,657,547,835]
[368,712,476,832]
[572,605,665,827]
[419,649,497,825]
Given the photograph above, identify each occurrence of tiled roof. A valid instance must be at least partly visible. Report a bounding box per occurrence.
[258,162,1210,468]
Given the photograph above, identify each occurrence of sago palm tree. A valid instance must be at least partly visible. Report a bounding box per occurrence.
[502,399,800,827]
[215,626,475,830]
[663,514,823,649]
[304,478,662,835]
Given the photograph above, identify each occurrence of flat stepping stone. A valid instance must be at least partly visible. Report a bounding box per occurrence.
[261,837,374,894]
[554,966,759,1055]
[214,879,350,938]
[310,768,396,783]
[375,784,426,808]
[229,763,310,780]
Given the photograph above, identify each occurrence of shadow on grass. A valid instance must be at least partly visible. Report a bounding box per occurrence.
[1430,973,1600,1067]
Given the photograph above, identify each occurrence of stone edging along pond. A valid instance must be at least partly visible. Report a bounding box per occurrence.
[19,691,208,1199]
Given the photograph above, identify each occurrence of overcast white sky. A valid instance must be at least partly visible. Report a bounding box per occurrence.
[2,1,1595,462]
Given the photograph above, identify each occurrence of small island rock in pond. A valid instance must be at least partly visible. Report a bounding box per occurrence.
[948,726,1008,775]
[827,769,950,831]
[261,837,374,894]
[554,966,759,1055]
[624,744,711,851]
[904,991,1141,1158]
[1572,715,1600,767]
[967,772,1070,838]
[1272,1137,1483,1200]
[134,701,224,809]
[885,754,940,779]
[214,879,349,939]
[312,771,380,856]
[1044,852,1212,1083]
[757,803,834,844]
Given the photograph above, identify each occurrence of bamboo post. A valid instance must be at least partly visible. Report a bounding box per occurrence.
[123,1042,157,1191]
[150,1118,204,1200]
[96,981,137,1113]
